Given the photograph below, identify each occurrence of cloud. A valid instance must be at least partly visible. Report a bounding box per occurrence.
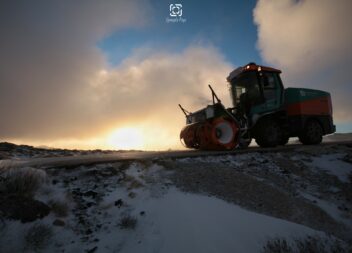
[0,0,151,139]
[90,46,233,149]
[0,1,143,137]
[254,0,352,123]
[0,1,233,149]
[93,46,233,120]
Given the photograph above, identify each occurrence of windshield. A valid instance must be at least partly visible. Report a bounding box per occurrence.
[229,71,261,107]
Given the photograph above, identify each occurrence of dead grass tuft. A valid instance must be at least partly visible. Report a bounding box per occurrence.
[0,167,47,197]
[25,223,52,251]
[49,200,69,217]
[118,215,137,230]
[262,237,293,253]
[348,172,352,184]
[262,236,351,253]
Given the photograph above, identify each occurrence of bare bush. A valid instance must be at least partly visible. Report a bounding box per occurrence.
[25,223,52,251]
[295,235,348,253]
[262,238,293,253]
[124,175,144,190]
[0,167,47,197]
[348,172,352,184]
[262,235,351,253]
[118,215,137,229]
[49,200,69,217]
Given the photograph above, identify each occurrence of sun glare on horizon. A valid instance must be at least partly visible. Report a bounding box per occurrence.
[106,127,145,150]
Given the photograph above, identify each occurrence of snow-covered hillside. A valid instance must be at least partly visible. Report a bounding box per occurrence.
[0,143,352,252]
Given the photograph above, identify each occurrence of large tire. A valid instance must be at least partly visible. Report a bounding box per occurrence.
[197,118,239,150]
[239,138,252,148]
[255,120,280,148]
[299,120,323,145]
[278,132,290,146]
[278,136,289,145]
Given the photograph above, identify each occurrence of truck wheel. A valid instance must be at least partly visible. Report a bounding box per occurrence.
[299,120,323,145]
[255,120,280,148]
[278,136,289,145]
[278,132,290,145]
[239,138,252,148]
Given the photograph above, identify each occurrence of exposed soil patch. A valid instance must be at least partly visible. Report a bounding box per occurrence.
[0,195,50,222]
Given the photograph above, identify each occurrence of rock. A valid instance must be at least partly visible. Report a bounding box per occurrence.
[53,219,65,226]
[114,199,123,208]
[86,246,98,253]
[86,202,95,208]
[128,192,136,198]
[81,236,89,242]
[0,195,50,222]
[83,190,98,198]
[338,204,349,211]
[100,170,113,176]
[71,188,82,196]
[342,154,352,164]
[281,169,290,174]
[78,216,86,225]
[85,228,93,235]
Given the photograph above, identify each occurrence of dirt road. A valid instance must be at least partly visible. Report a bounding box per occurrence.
[1,141,352,169]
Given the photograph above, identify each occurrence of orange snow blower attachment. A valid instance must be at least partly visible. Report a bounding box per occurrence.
[180,117,239,150]
[179,85,240,150]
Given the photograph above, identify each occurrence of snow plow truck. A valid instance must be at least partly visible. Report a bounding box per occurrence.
[179,62,335,150]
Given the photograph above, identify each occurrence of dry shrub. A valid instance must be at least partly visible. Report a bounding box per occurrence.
[118,215,137,230]
[262,238,293,253]
[0,167,47,197]
[295,236,348,253]
[262,235,351,253]
[128,179,144,190]
[49,200,69,217]
[348,172,352,183]
[25,223,52,251]
[124,175,144,190]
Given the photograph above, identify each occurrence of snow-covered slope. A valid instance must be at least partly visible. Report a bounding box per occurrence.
[1,144,352,252]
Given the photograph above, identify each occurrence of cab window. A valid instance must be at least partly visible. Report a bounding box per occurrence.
[260,72,279,101]
[231,71,262,106]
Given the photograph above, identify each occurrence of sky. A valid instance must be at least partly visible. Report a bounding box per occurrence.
[0,0,352,150]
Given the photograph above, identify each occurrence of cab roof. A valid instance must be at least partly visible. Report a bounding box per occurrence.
[227,62,282,82]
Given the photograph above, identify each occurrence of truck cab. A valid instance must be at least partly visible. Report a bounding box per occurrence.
[227,62,335,147]
[227,62,284,127]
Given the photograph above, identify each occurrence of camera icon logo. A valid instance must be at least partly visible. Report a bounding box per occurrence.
[169,4,182,17]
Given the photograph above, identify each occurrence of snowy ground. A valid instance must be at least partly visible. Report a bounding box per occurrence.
[0,143,352,252]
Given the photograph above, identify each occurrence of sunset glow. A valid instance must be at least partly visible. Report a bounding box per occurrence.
[1,0,351,151]
[106,127,145,150]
